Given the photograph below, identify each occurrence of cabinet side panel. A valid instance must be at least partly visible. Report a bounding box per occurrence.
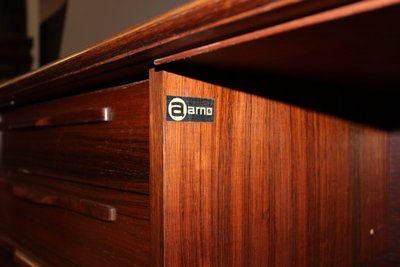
[158,71,388,267]
[389,133,400,255]
[150,69,166,267]
[358,126,388,262]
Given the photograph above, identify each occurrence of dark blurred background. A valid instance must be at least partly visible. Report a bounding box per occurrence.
[0,0,187,82]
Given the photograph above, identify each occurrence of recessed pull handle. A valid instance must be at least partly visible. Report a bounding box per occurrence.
[13,185,117,222]
[5,107,112,130]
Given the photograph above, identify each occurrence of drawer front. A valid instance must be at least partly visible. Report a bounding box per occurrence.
[3,174,150,221]
[1,81,149,193]
[0,180,150,267]
[0,231,49,267]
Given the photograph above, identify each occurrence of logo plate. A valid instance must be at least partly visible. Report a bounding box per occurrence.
[166,96,215,122]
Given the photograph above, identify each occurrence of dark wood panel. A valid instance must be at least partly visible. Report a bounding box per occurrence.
[1,81,149,193]
[12,184,117,222]
[1,204,50,267]
[0,231,14,254]
[3,107,111,130]
[0,189,150,267]
[0,227,76,267]
[151,70,389,267]
[353,124,388,262]
[365,254,400,267]
[389,133,400,255]
[13,249,43,267]
[0,235,48,267]
[156,0,400,89]
[0,0,359,107]
[0,249,17,267]
[149,69,165,266]
[6,173,150,220]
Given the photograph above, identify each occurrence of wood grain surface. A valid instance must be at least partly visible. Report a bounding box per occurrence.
[12,184,117,222]
[1,81,149,193]
[14,249,42,267]
[0,0,359,108]
[0,0,398,266]
[3,107,111,130]
[156,0,400,89]
[0,188,150,267]
[149,68,165,267]
[151,70,389,267]
[0,81,151,266]
[389,133,400,255]
[8,173,150,220]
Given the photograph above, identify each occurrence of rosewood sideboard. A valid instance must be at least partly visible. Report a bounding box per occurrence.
[0,0,399,266]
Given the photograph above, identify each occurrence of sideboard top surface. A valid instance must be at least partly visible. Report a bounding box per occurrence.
[0,0,363,108]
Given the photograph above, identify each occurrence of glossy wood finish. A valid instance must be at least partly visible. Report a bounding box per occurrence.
[2,107,111,130]
[366,255,400,267]
[149,69,165,267]
[0,81,150,266]
[389,133,400,255]
[9,173,150,220]
[0,228,48,267]
[0,232,14,254]
[14,250,41,267]
[0,171,150,266]
[1,0,399,266]
[156,0,400,89]
[1,81,149,193]
[0,188,150,267]
[150,70,389,267]
[12,184,117,222]
[0,0,358,108]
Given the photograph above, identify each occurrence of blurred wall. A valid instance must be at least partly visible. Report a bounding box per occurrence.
[40,0,66,22]
[60,0,187,57]
[27,0,39,69]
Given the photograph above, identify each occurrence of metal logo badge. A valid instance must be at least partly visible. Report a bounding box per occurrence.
[166,96,215,122]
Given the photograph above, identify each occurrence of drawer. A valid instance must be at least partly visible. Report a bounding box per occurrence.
[0,179,150,267]
[0,231,48,267]
[0,81,149,193]
[1,173,150,221]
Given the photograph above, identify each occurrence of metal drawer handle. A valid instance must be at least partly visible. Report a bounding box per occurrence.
[12,185,117,222]
[5,107,112,130]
